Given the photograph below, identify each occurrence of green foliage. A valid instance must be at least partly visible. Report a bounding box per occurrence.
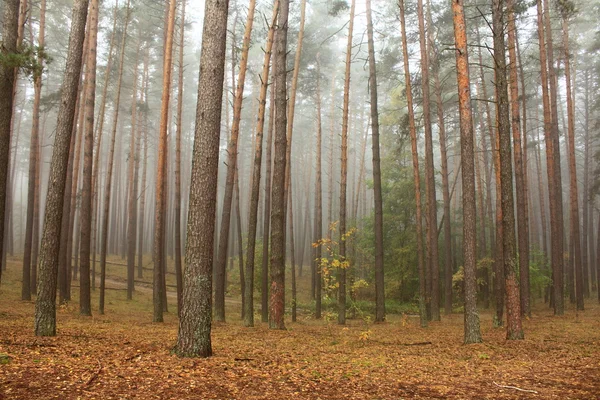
[328,1,349,17]
[0,45,51,80]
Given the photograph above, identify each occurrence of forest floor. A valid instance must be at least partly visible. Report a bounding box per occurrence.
[1,256,600,399]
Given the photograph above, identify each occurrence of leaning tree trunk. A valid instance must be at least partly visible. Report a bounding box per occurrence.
[34,0,89,336]
[214,0,257,322]
[400,0,427,328]
[452,0,482,344]
[175,0,229,358]
[269,0,290,330]
[244,0,278,328]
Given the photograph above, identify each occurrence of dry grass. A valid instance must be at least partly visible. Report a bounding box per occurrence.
[1,256,599,399]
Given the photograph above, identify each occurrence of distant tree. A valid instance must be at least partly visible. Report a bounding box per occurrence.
[34,0,89,336]
[244,0,278,328]
[176,0,230,358]
[559,0,583,311]
[214,0,257,323]
[99,0,131,315]
[537,0,564,315]
[399,0,427,328]
[22,0,46,299]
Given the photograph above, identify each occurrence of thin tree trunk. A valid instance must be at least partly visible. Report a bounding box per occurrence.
[337,0,355,326]
[22,0,46,300]
[492,0,523,340]
[214,0,257,322]
[537,0,564,315]
[418,0,440,322]
[427,0,452,316]
[138,46,149,280]
[99,1,131,315]
[366,0,384,323]
[244,0,278,328]
[34,0,89,336]
[400,0,427,328]
[174,0,186,316]
[126,42,141,301]
[261,79,275,323]
[561,10,583,311]
[314,54,324,320]
[153,0,177,323]
[91,0,118,291]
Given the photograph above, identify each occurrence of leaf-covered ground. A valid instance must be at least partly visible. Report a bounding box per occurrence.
[1,257,599,399]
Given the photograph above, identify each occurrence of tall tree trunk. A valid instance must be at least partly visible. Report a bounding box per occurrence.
[175,0,229,358]
[537,0,564,315]
[138,47,150,280]
[417,0,439,321]
[452,0,482,344]
[314,53,324,320]
[34,0,89,336]
[560,8,583,311]
[507,0,530,317]
[244,0,278,327]
[492,0,523,340]
[90,1,119,291]
[400,0,427,328]
[126,43,141,301]
[79,0,99,317]
[174,0,187,316]
[366,0,385,323]
[0,0,19,283]
[337,0,355,326]
[22,0,46,300]
[427,0,452,316]
[214,0,257,322]
[153,0,177,323]
[269,0,289,330]
[99,1,131,315]
[261,81,275,323]
[475,25,503,326]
